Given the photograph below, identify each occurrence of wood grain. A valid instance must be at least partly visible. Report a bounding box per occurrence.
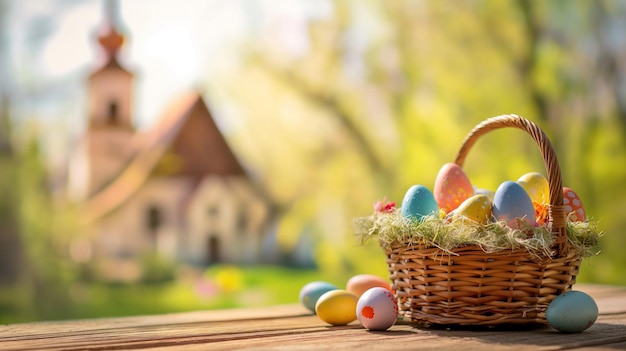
[1,284,625,350]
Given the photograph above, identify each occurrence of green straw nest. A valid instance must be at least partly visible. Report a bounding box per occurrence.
[354,210,602,260]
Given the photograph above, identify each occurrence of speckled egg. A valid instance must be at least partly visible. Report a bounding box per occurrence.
[356,287,398,331]
[517,172,550,204]
[400,185,439,222]
[315,290,358,326]
[546,291,598,333]
[563,187,586,222]
[452,194,493,224]
[299,281,338,313]
[493,181,536,228]
[346,274,392,298]
[433,163,474,213]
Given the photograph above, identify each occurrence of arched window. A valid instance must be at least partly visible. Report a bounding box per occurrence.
[146,205,162,231]
[145,205,163,251]
[236,208,247,237]
[107,101,119,124]
[207,235,220,264]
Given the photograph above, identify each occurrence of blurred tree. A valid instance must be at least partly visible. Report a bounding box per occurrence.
[0,94,24,286]
[210,0,626,284]
[0,113,80,323]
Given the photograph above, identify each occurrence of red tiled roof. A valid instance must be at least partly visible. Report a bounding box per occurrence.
[81,91,245,223]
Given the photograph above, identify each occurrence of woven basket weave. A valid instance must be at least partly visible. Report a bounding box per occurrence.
[386,115,581,327]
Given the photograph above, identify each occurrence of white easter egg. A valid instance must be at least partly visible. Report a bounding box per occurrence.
[356,287,398,331]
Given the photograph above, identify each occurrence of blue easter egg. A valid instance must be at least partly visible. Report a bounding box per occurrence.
[299,281,338,313]
[492,181,536,228]
[400,185,439,221]
[546,291,598,333]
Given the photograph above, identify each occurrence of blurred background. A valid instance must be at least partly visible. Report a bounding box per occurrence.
[1,0,625,323]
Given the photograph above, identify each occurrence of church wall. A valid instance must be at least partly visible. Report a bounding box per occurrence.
[86,128,136,194]
[91,177,192,280]
[184,176,271,265]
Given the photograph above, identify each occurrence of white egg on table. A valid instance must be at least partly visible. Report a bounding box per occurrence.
[356,287,398,331]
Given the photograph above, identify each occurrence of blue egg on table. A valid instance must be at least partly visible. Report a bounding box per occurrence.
[299,281,338,313]
[546,291,598,333]
[400,185,439,222]
[492,181,536,228]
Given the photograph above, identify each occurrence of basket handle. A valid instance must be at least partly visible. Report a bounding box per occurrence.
[453,114,568,256]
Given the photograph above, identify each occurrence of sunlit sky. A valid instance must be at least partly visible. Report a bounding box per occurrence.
[2,0,332,165]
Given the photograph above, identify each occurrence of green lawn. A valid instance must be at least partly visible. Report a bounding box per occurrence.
[0,261,614,324]
[0,265,349,324]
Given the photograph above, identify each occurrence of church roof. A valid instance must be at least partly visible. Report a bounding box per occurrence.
[81,91,247,223]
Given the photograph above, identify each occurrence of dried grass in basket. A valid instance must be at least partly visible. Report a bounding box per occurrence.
[383,115,588,327]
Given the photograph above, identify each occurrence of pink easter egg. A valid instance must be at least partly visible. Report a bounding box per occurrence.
[433,163,474,213]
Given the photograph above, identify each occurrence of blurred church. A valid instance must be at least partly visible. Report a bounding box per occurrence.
[64,3,275,281]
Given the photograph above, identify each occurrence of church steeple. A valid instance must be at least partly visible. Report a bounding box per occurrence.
[82,0,137,197]
[97,0,125,66]
[88,0,134,130]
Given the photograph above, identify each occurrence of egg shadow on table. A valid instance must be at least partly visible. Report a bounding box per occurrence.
[323,324,362,330]
[414,322,626,350]
[366,329,415,336]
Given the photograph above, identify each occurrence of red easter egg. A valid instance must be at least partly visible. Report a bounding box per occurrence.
[563,187,586,222]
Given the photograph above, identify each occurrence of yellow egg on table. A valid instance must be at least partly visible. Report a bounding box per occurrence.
[517,172,549,204]
[315,290,358,326]
[452,194,492,224]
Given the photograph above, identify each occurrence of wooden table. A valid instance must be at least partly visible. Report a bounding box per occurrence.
[2,284,626,350]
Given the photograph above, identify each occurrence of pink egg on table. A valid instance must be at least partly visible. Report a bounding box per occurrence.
[563,187,586,222]
[433,163,474,213]
[346,274,392,298]
[356,287,398,331]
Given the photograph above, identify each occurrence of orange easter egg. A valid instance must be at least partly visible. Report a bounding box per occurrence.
[563,187,586,222]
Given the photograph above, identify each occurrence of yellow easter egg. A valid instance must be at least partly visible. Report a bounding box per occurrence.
[453,194,493,224]
[315,290,357,326]
[517,172,549,204]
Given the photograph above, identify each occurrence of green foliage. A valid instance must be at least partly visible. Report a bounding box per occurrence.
[210,0,626,286]
[140,254,177,284]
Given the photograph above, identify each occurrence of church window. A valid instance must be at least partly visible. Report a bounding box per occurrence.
[107,101,119,124]
[236,208,247,237]
[207,235,220,264]
[146,205,163,231]
[146,205,163,251]
[208,205,219,217]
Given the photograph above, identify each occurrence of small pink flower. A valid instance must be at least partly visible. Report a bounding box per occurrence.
[374,197,396,214]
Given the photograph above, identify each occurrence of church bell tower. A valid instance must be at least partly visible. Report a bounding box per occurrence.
[85,0,136,196]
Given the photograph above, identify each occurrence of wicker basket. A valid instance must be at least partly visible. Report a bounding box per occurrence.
[386,115,581,327]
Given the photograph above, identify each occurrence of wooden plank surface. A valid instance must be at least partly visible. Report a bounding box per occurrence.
[1,284,625,351]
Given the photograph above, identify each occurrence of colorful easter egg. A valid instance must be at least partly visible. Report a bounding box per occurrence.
[299,281,338,313]
[356,287,398,331]
[563,187,586,222]
[434,163,474,213]
[452,194,493,224]
[492,181,536,228]
[546,291,598,333]
[400,185,439,222]
[315,290,358,326]
[517,172,550,204]
[346,274,392,298]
